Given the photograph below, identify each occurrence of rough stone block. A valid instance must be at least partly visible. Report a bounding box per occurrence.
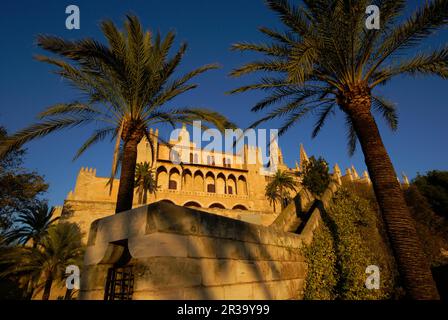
[134,257,202,290]
[235,260,260,283]
[187,235,217,258]
[129,233,189,258]
[183,286,225,300]
[223,283,253,300]
[201,259,237,286]
[133,289,184,300]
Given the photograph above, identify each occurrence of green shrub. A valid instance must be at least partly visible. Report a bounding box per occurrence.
[303,223,338,299]
[301,156,330,196]
[413,170,448,220]
[303,188,399,300]
[404,185,448,267]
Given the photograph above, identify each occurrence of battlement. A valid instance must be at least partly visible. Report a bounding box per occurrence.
[79,167,97,176]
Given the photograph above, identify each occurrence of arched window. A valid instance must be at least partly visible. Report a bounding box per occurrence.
[209,203,225,209]
[206,172,215,193]
[227,174,237,195]
[184,201,201,208]
[169,168,180,190]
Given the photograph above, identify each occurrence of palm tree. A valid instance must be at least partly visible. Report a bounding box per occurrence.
[135,161,158,205]
[265,183,280,212]
[0,15,234,214]
[4,201,58,248]
[265,169,298,211]
[229,0,447,299]
[0,222,84,300]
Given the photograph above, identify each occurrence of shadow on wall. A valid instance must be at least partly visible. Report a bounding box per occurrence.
[80,200,317,300]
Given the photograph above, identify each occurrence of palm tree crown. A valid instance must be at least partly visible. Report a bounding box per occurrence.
[0,15,234,213]
[4,201,58,247]
[1,222,84,300]
[135,161,158,204]
[265,169,298,211]
[230,0,448,153]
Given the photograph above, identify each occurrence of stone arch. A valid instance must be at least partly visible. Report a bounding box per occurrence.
[160,199,175,205]
[209,202,226,209]
[182,169,193,191]
[205,171,215,193]
[184,201,202,208]
[156,166,168,190]
[169,167,181,190]
[237,175,248,195]
[233,204,248,210]
[216,172,226,194]
[227,174,237,195]
[193,170,204,192]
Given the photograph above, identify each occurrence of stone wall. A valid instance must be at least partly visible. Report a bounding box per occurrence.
[80,201,319,300]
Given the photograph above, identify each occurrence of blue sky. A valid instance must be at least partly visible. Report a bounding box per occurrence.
[0,0,447,207]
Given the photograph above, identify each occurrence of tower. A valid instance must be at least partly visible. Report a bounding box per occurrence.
[299,144,309,171]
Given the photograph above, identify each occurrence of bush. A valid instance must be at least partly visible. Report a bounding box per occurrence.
[303,188,400,299]
[413,170,448,220]
[404,185,448,267]
[301,156,330,196]
[303,223,338,299]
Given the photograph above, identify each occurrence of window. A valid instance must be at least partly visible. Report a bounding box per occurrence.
[189,153,193,164]
[104,266,134,300]
[169,180,177,190]
[207,184,215,193]
[227,186,233,194]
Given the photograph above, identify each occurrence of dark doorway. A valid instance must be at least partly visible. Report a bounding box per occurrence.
[104,241,134,300]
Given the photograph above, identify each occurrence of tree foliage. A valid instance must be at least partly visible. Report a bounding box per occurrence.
[413,170,448,220]
[264,169,298,210]
[301,156,330,196]
[0,15,235,213]
[0,222,84,300]
[135,161,158,204]
[229,0,448,154]
[0,127,48,230]
[303,188,399,300]
[3,201,58,247]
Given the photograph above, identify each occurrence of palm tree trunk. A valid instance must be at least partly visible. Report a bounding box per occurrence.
[115,138,139,213]
[143,189,148,204]
[348,104,439,299]
[42,277,53,300]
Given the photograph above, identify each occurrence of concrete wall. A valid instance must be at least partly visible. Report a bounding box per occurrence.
[80,202,318,300]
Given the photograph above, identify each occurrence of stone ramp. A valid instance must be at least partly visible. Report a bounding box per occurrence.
[270,181,340,234]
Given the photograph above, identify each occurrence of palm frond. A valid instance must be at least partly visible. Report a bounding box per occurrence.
[372,95,398,131]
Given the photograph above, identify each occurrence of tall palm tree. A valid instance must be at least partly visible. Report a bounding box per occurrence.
[135,161,158,205]
[265,169,298,211]
[229,0,447,299]
[0,222,84,300]
[0,15,234,214]
[4,201,58,248]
